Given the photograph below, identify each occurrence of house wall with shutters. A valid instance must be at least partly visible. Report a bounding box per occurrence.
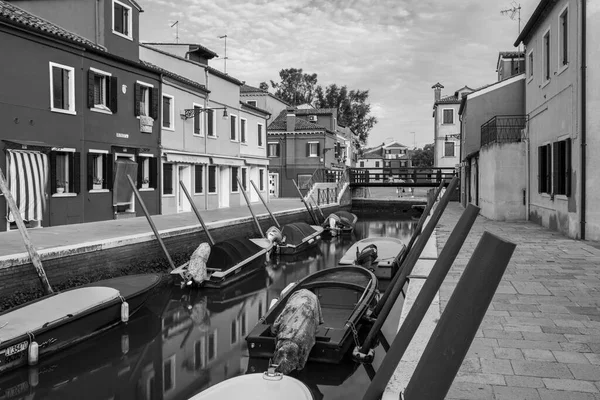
[433,102,461,168]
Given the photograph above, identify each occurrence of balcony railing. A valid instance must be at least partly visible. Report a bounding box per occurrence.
[480,115,527,147]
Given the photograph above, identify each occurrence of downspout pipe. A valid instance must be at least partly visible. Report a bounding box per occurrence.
[581,0,587,240]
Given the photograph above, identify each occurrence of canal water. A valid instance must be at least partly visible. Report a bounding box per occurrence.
[0,215,416,400]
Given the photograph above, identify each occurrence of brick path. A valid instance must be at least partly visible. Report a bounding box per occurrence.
[437,203,600,400]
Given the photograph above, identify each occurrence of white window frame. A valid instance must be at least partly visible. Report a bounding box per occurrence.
[52,147,76,197]
[194,164,204,195]
[192,102,204,137]
[240,118,247,144]
[112,0,133,41]
[207,109,217,138]
[527,49,534,83]
[542,27,551,86]
[162,355,176,395]
[557,4,569,75]
[259,168,266,191]
[162,162,175,197]
[241,167,248,192]
[267,142,279,157]
[208,165,218,194]
[90,67,112,114]
[230,114,238,142]
[138,153,154,191]
[162,94,175,131]
[444,141,456,157]
[246,100,257,107]
[308,141,319,158]
[89,149,109,193]
[136,80,153,119]
[49,62,76,115]
[257,123,264,147]
[442,108,454,125]
[231,166,240,193]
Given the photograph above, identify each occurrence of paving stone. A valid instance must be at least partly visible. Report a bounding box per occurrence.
[459,357,482,373]
[455,372,506,386]
[505,376,546,388]
[446,381,494,400]
[493,385,541,400]
[483,329,524,340]
[497,339,563,351]
[538,388,598,400]
[494,347,525,360]
[585,354,600,365]
[561,342,592,352]
[568,364,600,381]
[522,349,557,362]
[552,351,591,364]
[481,358,514,375]
[542,326,581,335]
[511,361,573,378]
[542,378,599,393]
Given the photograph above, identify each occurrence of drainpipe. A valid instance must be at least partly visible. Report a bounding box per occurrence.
[525,113,530,220]
[95,0,100,45]
[581,0,587,240]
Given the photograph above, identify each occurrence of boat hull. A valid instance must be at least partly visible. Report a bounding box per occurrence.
[278,230,322,255]
[339,237,407,280]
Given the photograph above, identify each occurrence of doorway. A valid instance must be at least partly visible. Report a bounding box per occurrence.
[219,166,229,208]
[269,173,279,198]
[177,165,192,213]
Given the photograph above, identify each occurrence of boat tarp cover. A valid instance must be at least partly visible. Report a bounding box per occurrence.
[282,222,317,246]
[206,238,262,271]
[305,267,371,287]
[335,211,357,226]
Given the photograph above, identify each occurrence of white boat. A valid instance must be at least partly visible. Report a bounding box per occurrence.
[339,237,407,280]
[188,368,314,400]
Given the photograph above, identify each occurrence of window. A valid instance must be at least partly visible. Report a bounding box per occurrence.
[194,165,204,194]
[51,150,79,195]
[113,0,132,39]
[307,142,319,158]
[193,340,204,370]
[444,141,455,157]
[553,139,571,196]
[49,62,75,114]
[208,165,217,193]
[257,123,264,147]
[528,51,534,79]
[207,109,215,137]
[193,105,203,136]
[241,167,248,191]
[442,109,454,124]
[231,319,238,344]
[208,331,216,361]
[135,82,158,119]
[259,169,265,191]
[360,161,365,167]
[137,155,157,189]
[247,100,257,107]
[162,94,174,130]
[163,163,174,195]
[385,161,391,167]
[240,312,247,337]
[375,161,380,168]
[543,30,551,81]
[231,167,239,192]
[538,144,552,194]
[268,142,280,157]
[297,174,312,190]
[240,118,247,143]
[258,300,263,320]
[559,7,568,67]
[88,68,117,113]
[230,114,238,141]
[163,356,175,394]
[87,150,112,191]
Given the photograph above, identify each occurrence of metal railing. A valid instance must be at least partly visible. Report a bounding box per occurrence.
[348,167,456,187]
[480,115,527,147]
[317,187,338,205]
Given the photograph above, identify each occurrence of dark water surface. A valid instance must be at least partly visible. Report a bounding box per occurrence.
[0,216,415,400]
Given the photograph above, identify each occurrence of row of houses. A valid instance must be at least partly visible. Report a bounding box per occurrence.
[0,0,357,232]
[435,0,600,241]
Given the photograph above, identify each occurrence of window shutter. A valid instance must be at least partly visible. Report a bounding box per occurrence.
[207,109,214,135]
[306,143,310,157]
[101,154,108,189]
[149,157,158,188]
[109,76,118,113]
[151,88,159,120]
[276,143,280,157]
[317,142,321,157]
[552,142,559,195]
[50,151,57,194]
[72,152,81,194]
[134,83,141,117]
[105,153,114,190]
[545,144,552,194]
[87,153,94,191]
[88,70,95,109]
[565,139,572,197]
[137,158,143,189]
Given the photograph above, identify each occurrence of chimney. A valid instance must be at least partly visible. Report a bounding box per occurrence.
[286,107,296,132]
[432,82,444,102]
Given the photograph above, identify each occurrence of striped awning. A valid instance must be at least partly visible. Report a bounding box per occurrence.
[6,150,48,223]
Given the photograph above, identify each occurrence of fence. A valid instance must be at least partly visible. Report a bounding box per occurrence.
[480,115,527,147]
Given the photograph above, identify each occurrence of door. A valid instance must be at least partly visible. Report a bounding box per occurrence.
[219,166,229,208]
[177,165,191,213]
[269,173,278,198]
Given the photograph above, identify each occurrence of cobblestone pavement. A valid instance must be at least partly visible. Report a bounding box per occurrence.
[436,203,600,400]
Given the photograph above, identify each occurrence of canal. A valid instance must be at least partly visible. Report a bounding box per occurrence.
[0,214,416,400]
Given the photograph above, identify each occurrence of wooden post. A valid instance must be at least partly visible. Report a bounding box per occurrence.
[0,167,53,295]
[292,179,319,225]
[179,180,215,246]
[238,177,264,238]
[250,180,281,229]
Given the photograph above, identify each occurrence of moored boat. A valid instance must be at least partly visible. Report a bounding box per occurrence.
[321,210,358,237]
[246,266,378,364]
[339,237,407,280]
[0,273,161,375]
[272,222,323,255]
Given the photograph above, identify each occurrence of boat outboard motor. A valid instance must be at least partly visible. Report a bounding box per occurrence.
[266,226,284,245]
[188,242,211,285]
[356,244,378,269]
[326,213,341,236]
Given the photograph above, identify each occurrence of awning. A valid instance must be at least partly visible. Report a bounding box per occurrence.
[210,156,245,167]
[244,157,270,166]
[2,139,58,152]
[6,150,48,223]
[165,152,210,164]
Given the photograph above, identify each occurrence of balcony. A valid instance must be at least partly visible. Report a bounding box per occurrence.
[480,115,527,147]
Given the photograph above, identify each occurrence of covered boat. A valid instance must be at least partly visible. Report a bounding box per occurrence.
[321,210,358,237]
[171,237,269,288]
[246,266,378,364]
[339,237,407,280]
[276,222,323,255]
[0,273,161,375]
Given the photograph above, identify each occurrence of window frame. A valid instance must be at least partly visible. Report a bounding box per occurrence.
[259,168,265,191]
[542,27,551,84]
[359,161,365,168]
[558,5,569,74]
[51,147,78,197]
[444,141,455,157]
[162,162,175,197]
[193,103,204,137]
[442,108,454,125]
[538,143,552,195]
[231,166,239,193]
[49,62,76,115]
[194,164,204,194]
[162,93,175,131]
[138,153,155,191]
[240,118,247,143]
[527,49,534,82]
[230,114,238,142]
[267,142,280,158]
[241,167,248,192]
[89,67,114,114]
[207,109,216,137]
[136,80,153,118]
[308,141,319,158]
[208,165,217,194]
[257,123,264,147]
[246,100,257,107]
[112,0,133,41]
[88,149,109,193]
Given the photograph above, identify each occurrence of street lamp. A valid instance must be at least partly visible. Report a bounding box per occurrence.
[181,107,229,120]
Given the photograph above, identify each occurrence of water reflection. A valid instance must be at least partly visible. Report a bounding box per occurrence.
[0,216,415,400]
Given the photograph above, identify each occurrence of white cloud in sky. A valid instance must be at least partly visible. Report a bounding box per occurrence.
[140,0,540,148]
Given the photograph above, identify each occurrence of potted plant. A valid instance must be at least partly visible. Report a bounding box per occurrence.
[141,178,150,189]
[56,180,67,194]
[93,177,103,190]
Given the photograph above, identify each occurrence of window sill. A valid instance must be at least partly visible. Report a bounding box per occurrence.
[163,126,175,132]
[557,63,569,77]
[112,30,133,41]
[192,133,204,137]
[52,193,77,198]
[193,192,204,195]
[541,79,551,89]
[162,194,175,197]
[89,189,110,193]
[51,108,76,115]
[540,192,552,199]
[441,123,455,125]
[207,135,218,140]
[139,188,155,192]
[208,192,218,195]
[91,106,112,115]
[554,194,569,201]
[230,139,239,143]
[241,142,248,146]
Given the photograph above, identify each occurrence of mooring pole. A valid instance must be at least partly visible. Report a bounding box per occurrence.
[127,175,177,272]
[292,179,319,225]
[0,167,53,295]
[401,232,516,400]
[179,180,215,246]
[250,179,280,229]
[361,204,480,400]
[238,177,265,238]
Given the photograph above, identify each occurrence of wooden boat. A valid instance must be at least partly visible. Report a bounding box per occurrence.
[339,237,407,280]
[0,273,161,375]
[188,368,314,400]
[273,222,323,255]
[246,266,378,364]
[321,210,358,237]
[170,237,271,289]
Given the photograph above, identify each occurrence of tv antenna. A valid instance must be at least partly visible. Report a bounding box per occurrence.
[501,2,522,50]
[170,21,179,44]
[218,34,228,74]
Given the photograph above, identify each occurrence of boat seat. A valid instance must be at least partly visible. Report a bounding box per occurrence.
[0,287,121,342]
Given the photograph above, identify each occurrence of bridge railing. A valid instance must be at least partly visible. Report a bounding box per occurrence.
[349,167,456,186]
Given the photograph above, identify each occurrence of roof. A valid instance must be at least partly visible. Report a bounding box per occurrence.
[514,0,552,46]
[435,95,461,105]
[459,73,526,114]
[0,1,105,51]
[496,51,525,71]
[267,110,331,133]
[240,84,267,94]
[140,60,209,93]
[294,108,337,116]
[383,141,408,149]
[128,0,143,12]
[239,101,270,116]
[142,42,218,59]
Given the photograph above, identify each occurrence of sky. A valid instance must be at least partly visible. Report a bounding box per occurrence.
[139,0,540,149]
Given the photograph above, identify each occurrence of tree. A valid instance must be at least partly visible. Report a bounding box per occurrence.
[270,68,318,106]
[314,84,377,149]
[259,82,269,91]
[411,143,434,167]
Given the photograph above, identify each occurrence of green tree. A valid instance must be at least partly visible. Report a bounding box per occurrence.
[411,143,434,167]
[270,68,318,106]
[259,82,269,91]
